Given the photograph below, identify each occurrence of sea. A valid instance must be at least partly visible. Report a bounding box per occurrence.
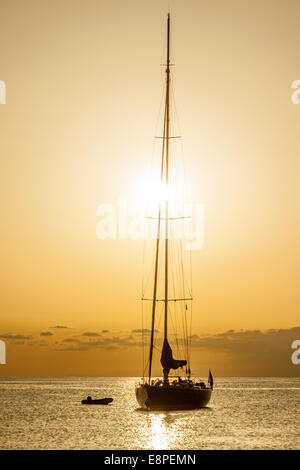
[0,377,299,450]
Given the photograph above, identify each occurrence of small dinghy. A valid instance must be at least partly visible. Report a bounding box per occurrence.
[81,396,113,405]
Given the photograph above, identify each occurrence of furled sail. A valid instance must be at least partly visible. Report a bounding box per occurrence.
[160,338,187,374]
[208,369,213,390]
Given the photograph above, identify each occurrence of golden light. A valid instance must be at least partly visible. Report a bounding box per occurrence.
[146,413,170,450]
[130,168,185,217]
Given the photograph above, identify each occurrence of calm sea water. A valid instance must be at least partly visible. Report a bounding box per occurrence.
[0,377,299,450]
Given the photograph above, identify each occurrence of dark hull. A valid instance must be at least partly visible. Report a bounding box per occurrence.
[81,398,113,405]
[136,384,211,411]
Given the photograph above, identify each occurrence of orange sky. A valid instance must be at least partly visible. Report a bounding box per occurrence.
[0,0,299,376]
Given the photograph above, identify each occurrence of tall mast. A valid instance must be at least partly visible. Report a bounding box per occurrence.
[147,13,171,384]
[148,107,167,383]
[163,13,170,383]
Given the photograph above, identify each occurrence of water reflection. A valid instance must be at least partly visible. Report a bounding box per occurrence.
[135,406,214,450]
[137,411,185,450]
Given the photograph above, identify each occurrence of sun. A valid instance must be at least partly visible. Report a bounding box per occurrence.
[130,168,184,218]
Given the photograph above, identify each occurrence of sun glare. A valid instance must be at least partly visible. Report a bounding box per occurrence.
[131,169,185,218]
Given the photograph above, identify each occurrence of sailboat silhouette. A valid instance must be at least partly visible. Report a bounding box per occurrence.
[135,14,213,411]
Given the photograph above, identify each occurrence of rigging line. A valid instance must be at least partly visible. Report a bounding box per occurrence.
[141,296,145,378]
[141,249,152,296]
[175,301,185,362]
[172,234,186,362]
[170,229,181,295]
[141,238,146,298]
[188,238,193,371]
[143,240,158,295]
[143,353,150,379]
[170,82,190,206]
[189,301,193,373]
[145,66,166,220]
[175,234,189,367]
[169,119,191,368]
[168,236,181,359]
[155,81,167,136]
[169,241,180,356]
[170,82,181,135]
[155,302,163,340]
[180,282,188,360]
[168,301,180,361]
[184,304,189,370]
[142,64,167,300]
[169,238,179,328]
[181,239,191,371]
[150,308,163,375]
[151,282,163,367]
[171,238,186,362]
[179,235,189,366]
[141,210,150,300]
[151,56,168,158]
[175,246,187,364]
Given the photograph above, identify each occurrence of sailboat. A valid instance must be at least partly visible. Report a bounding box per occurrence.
[135,13,213,411]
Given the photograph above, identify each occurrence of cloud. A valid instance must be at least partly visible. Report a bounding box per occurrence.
[81,332,101,337]
[58,333,141,351]
[0,333,32,341]
[49,325,69,329]
[58,345,89,352]
[132,329,159,335]
[188,327,300,353]
[187,326,300,375]
[102,330,109,333]
[28,339,49,347]
[5,326,298,376]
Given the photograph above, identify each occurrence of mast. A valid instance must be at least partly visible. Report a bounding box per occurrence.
[148,110,167,383]
[143,14,196,391]
[148,13,171,384]
[163,13,170,383]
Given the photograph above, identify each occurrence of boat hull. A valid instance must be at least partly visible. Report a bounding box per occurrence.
[135,384,212,411]
[81,397,113,405]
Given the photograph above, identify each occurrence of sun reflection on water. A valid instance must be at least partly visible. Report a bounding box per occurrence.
[139,412,184,450]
